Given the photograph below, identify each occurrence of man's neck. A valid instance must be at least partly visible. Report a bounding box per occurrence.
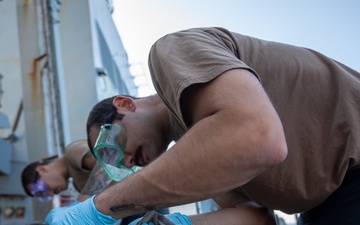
[53,156,70,179]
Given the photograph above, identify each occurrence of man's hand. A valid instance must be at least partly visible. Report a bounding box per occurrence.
[129,212,191,225]
[45,195,119,225]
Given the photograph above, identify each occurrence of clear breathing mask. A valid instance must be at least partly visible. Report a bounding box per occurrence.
[93,123,140,181]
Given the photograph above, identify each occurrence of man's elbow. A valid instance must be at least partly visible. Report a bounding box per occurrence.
[260,127,288,167]
[244,120,288,168]
[268,140,288,167]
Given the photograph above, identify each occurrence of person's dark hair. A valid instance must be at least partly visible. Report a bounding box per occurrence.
[86,95,139,152]
[21,155,58,196]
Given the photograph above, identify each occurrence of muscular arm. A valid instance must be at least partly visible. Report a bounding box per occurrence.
[189,205,276,225]
[77,162,113,202]
[95,69,287,220]
[199,189,276,225]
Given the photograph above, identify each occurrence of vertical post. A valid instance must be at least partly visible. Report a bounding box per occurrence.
[16,0,63,220]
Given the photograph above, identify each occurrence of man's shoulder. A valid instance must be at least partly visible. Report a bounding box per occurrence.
[64,139,89,155]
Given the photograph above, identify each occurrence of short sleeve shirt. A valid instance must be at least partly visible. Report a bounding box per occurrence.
[64,140,92,192]
[148,27,360,213]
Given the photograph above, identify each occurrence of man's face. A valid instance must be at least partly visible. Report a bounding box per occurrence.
[28,167,68,202]
[89,113,168,169]
[39,170,68,194]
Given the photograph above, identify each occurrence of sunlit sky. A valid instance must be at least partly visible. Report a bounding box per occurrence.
[112,0,360,96]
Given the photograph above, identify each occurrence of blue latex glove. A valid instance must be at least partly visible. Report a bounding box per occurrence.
[43,201,78,218]
[70,200,79,206]
[129,212,191,225]
[45,195,119,225]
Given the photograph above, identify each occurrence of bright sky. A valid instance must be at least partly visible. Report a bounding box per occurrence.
[112,0,360,96]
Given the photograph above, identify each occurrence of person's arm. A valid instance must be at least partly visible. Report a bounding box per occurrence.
[95,68,287,220]
[129,206,275,225]
[188,204,276,225]
[129,189,276,225]
[199,189,276,225]
[77,161,113,202]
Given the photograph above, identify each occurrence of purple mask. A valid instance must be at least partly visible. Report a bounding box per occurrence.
[30,179,53,202]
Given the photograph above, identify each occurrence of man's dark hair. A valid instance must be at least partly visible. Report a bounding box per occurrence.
[21,155,58,196]
[86,95,138,151]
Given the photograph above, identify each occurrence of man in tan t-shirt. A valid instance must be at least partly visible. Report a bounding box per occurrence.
[46,27,360,225]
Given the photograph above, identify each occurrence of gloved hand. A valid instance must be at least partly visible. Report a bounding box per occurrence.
[70,200,79,206]
[45,195,120,225]
[129,212,191,225]
[43,200,78,220]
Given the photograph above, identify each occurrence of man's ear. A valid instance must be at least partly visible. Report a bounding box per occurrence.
[36,165,49,175]
[113,96,136,112]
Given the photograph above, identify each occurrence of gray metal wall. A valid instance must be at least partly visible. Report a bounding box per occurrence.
[0,0,137,223]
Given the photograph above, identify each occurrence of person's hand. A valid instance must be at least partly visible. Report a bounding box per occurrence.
[45,195,119,225]
[43,201,79,219]
[129,212,191,225]
[70,200,79,206]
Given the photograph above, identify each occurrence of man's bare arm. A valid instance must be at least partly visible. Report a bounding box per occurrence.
[189,204,276,225]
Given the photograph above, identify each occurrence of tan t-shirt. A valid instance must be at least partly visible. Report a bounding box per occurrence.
[148,27,360,213]
[64,140,92,192]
